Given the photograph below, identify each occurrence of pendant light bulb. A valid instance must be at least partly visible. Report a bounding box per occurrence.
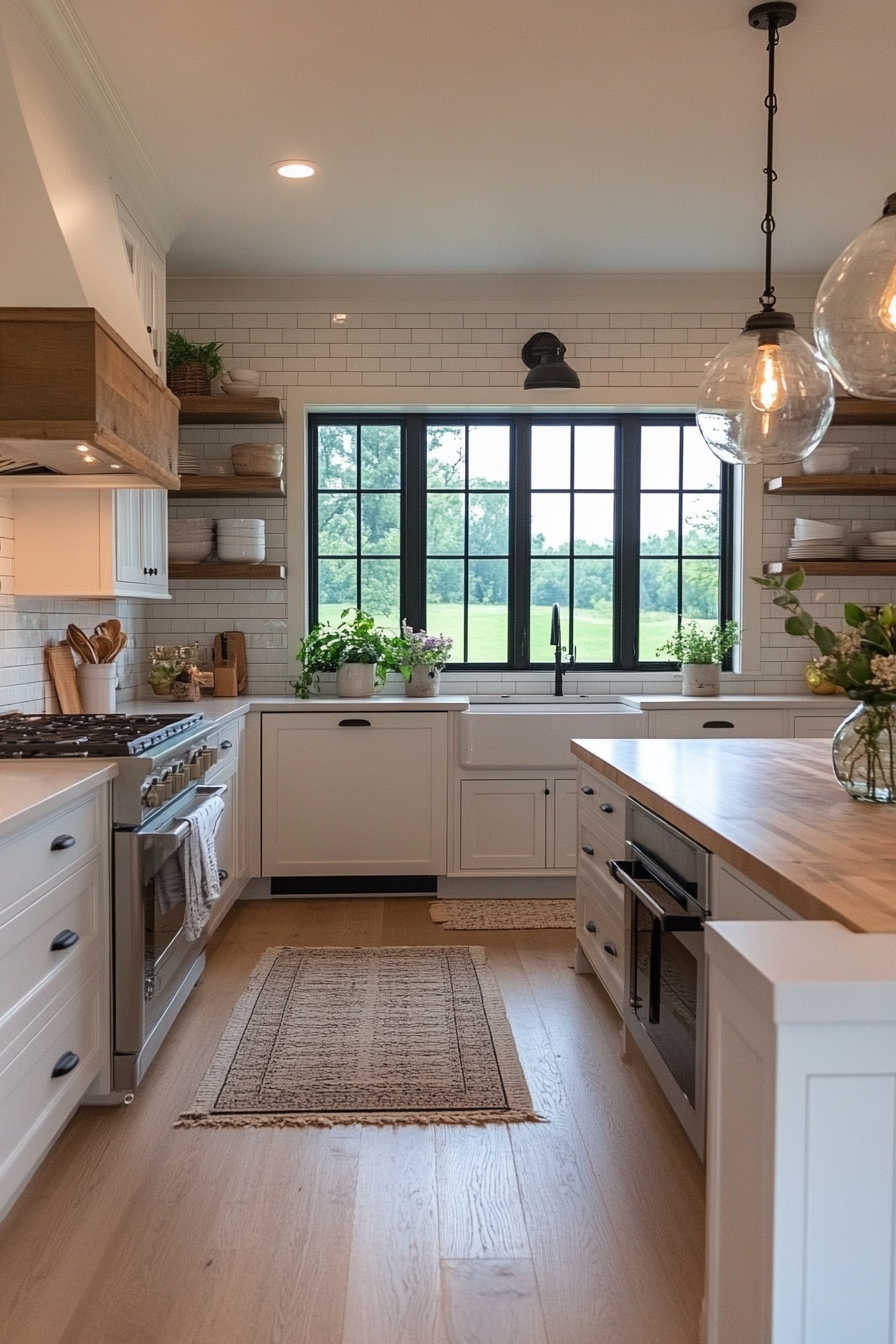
[751,340,787,413]
[814,195,896,399]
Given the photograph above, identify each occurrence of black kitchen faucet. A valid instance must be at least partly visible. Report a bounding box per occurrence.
[550,603,575,696]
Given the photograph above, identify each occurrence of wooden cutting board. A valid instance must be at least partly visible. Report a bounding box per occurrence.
[214,631,247,693]
[46,645,83,713]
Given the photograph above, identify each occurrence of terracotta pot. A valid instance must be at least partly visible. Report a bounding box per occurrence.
[681,663,720,697]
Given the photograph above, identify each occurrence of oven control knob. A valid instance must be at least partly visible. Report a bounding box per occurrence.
[188,762,201,780]
[207,747,219,765]
[200,750,213,771]
[172,769,187,791]
[146,785,163,809]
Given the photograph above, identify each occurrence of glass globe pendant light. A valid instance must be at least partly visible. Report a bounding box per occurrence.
[813,194,896,399]
[696,2,835,467]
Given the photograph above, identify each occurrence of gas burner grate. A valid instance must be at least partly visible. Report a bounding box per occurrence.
[0,712,204,757]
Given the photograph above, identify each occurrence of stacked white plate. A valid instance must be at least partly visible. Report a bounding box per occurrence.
[787,517,849,561]
[169,517,214,563]
[177,449,201,475]
[857,531,896,561]
[217,517,265,563]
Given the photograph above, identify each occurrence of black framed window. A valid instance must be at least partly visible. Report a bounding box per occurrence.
[308,413,733,671]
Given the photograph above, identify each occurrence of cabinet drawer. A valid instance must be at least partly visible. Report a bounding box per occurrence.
[577,765,627,843]
[0,859,103,1040]
[577,873,624,1012]
[650,709,784,738]
[792,713,847,739]
[0,793,103,919]
[578,818,624,886]
[0,967,105,1214]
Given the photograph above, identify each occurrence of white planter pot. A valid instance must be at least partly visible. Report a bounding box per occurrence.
[681,663,720,697]
[76,663,117,713]
[405,666,441,698]
[336,662,376,698]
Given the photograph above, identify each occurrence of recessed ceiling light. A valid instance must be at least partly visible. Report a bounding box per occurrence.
[82,455,96,463]
[271,160,317,180]
[76,444,89,452]
[110,463,121,469]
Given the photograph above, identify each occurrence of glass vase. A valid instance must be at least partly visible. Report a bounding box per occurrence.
[831,703,896,803]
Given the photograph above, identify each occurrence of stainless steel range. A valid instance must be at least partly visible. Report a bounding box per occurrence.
[0,712,230,1099]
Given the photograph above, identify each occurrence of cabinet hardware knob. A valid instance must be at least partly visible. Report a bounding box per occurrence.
[50,835,76,851]
[544,788,550,795]
[702,720,734,729]
[338,719,371,727]
[143,567,149,575]
[220,740,233,749]
[581,786,594,795]
[51,1051,80,1078]
[218,869,229,882]
[599,803,614,814]
[581,844,594,856]
[585,920,597,933]
[603,941,618,958]
[50,929,79,951]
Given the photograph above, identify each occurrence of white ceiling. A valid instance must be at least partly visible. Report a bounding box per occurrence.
[71,0,895,277]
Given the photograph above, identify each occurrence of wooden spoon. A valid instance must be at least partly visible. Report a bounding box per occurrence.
[66,624,97,664]
[91,634,114,662]
[107,631,127,662]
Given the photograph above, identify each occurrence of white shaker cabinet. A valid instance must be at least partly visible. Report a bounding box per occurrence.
[204,716,249,932]
[13,488,169,600]
[261,711,448,877]
[458,774,579,871]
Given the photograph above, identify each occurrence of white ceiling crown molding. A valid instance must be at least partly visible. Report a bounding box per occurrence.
[20,0,183,250]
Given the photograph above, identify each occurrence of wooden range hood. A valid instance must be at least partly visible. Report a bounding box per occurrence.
[0,308,179,489]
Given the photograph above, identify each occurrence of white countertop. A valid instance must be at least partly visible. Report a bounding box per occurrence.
[0,761,117,841]
[125,695,470,717]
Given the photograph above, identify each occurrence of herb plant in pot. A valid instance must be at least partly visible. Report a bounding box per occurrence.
[166,331,224,398]
[656,620,740,697]
[387,623,453,697]
[292,609,391,699]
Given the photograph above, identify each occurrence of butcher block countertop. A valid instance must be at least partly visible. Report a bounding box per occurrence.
[571,737,896,934]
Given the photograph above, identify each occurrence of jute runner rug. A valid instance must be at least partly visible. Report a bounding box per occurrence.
[178,945,539,1128]
[429,899,575,930]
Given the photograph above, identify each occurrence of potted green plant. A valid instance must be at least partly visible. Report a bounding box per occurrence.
[291,608,392,699]
[656,620,740,697]
[166,330,225,397]
[384,622,454,697]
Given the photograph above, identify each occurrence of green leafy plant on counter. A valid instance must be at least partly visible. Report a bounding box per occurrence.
[382,621,454,681]
[166,330,224,379]
[754,568,896,705]
[292,608,393,699]
[655,619,740,665]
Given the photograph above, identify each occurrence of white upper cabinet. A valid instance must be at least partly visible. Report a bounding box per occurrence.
[117,197,166,376]
[14,489,169,600]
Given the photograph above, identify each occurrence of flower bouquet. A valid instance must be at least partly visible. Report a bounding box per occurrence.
[387,623,453,698]
[755,568,896,802]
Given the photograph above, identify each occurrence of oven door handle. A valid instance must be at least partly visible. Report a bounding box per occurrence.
[607,860,704,933]
[146,784,228,840]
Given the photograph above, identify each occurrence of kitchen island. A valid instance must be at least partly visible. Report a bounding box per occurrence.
[571,736,896,1344]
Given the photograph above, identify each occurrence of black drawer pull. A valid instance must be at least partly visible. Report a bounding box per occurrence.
[50,929,79,951]
[581,786,594,795]
[585,920,597,933]
[599,803,614,814]
[220,739,233,749]
[51,1051,80,1078]
[50,835,76,851]
[338,719,371,727]
[218,869,229,882]
[603,941,618,958]
[702,720,734,729]
[581,844,594,856]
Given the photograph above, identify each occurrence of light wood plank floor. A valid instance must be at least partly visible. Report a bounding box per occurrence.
[0,898,705,1344]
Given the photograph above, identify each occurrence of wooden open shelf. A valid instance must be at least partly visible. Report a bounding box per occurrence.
[831,396,896,427]
[763,561,896,577]
[765,474,896,495]
[169,562,286,580]
[176,395,283,425]
[175,474,285,498]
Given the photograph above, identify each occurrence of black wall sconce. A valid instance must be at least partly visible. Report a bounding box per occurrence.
[521,331,580,390]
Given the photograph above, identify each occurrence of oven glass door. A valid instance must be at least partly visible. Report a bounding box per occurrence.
[631,898,701,1106]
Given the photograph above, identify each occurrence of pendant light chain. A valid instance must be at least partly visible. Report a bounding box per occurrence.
[760,16,780,312]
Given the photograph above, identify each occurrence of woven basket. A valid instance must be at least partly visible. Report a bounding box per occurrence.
[168,361,211,397]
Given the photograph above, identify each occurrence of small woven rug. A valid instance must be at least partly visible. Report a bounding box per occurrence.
[177,945,539,1129]
[429,899,576,930]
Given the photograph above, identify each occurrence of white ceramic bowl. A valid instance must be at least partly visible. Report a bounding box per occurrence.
[801,446,858,475]
[869,530,896,545]
[231,442,283,477]
[217,522,265,533]
[169,543,214,562]
[793,517,844,539]
[226,369,261,385]
[217,543,265,562]
[222,381,260,398]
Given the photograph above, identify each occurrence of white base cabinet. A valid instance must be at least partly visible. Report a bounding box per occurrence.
[261,711,448,877]
[13,488,168,599]
[204,716,249,932]
[457,774,579,873]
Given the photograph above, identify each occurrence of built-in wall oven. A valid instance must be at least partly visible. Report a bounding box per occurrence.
[608,800,710,1157]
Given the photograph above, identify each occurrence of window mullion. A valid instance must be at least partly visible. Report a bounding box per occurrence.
[403,416,425,629]
[616,417,640,670]
[511,417,531,668]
